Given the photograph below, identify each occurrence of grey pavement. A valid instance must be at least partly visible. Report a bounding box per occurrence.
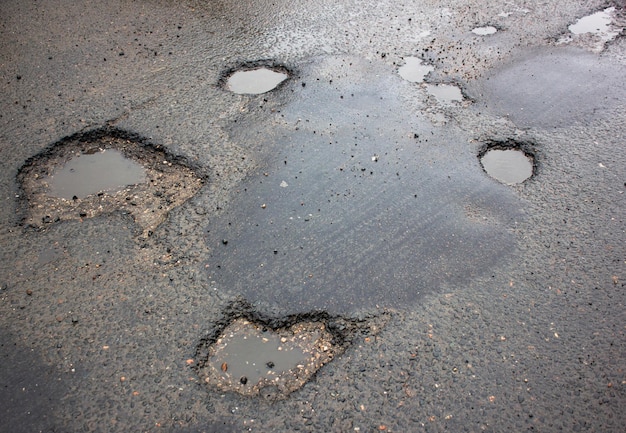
[1,1,625,432]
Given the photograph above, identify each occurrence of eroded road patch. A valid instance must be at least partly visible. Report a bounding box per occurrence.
[17,127,204,236]
[194,300,388,399]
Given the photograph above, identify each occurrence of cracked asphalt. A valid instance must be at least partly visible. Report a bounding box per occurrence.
[1,0,625,432]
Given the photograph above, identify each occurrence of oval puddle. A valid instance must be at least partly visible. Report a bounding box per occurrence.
[480,149,533,185]
[47,149,145,199]
[226,68,288,94]
[398,57,434,83]
[472,26,498,36]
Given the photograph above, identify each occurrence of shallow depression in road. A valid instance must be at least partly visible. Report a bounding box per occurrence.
[47,149,146,199]
[426,84,463,104]
[195,317,339,398]
[472,26,498,36]
[398,57,434,83]
[569,7,616,35]
[226,68,288,94]
[480,149,533,185]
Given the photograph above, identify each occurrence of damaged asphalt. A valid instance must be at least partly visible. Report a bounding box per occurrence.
[1,0,625,432]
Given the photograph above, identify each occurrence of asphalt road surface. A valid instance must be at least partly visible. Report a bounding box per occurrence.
[1,1,625,432]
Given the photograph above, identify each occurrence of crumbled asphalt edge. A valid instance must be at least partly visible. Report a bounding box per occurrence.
[549,1,626,49]
[477,139,540,183]
[218,59,295,93]
[193,297,391,401]
[15,125,208,236]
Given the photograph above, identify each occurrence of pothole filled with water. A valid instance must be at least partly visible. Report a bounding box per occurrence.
[226,67,289,94]
[17,128,204,235]
[479,145,535,185]
[426,83,463,104]
[472,26,498,36]
[194,302,388,399]
[557,7,623,49]
[398,57,434,83]
[47,149,146,199]
[569,7,617,36]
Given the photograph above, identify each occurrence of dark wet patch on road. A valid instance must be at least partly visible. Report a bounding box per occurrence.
[205,56,524,314]
[479,141,536,185]
[194,299,388,399]
[468,46,626,128]
[17,127,204,236]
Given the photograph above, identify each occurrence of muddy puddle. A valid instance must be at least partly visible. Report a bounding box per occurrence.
[194,305,388,398]
[398,57,434,83]
[480,148,534,185]
[226,67,289,94]
[426,83,463,104]
[47,149,146,199]
[17,128,204,235]
[472,26,498,36]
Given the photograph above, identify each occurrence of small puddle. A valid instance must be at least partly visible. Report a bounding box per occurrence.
[226,68,288,94]
[209,323,308,386]
[47,149,145,199]
[398,57,434,83]
[480,149,533,185]
[472,26,498,36]
[196,317,340,398]
[569,7,615,35]
[426,84,463,104]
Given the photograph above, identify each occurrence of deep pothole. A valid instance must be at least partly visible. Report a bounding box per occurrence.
[17,127,204,235]
[224,63,290,95]
[479,141,536,185]
[193,300,388,399]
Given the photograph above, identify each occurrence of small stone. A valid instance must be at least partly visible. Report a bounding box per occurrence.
[221,362,228,372]
[26,289,33,296]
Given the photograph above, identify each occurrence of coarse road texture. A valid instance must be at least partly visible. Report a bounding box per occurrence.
[1,0,625,432]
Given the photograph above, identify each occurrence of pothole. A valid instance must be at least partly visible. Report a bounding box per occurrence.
[398,57,434,83]
[568,7,618,37]
[472,26,498,36]
[479,142,535,185]
[426,83,464,104]
[557,7,624,51]
[17,127,204,235]
[194,300,388,399]
[225,67,289,95]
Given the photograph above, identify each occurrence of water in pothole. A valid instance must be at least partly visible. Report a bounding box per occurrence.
[569,7,616,35]
[226,68,288,94]
[210,324,309,386]
[47,149,145,199]
[480,149,533,185]
[398,57,434,83]
[472,26,498,36]
[426,84,463,104]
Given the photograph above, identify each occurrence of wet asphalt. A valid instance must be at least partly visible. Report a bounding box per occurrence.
[1,0,625,432]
